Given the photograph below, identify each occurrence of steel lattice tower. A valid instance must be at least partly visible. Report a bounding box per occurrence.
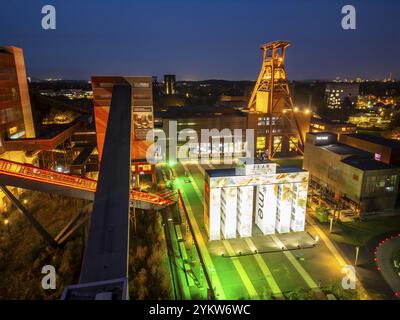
[248,41,306,159]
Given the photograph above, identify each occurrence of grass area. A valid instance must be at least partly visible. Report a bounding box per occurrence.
[331,216,400,246]
[393,249,400,275]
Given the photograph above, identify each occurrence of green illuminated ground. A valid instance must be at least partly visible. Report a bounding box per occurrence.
[168,160,352,300]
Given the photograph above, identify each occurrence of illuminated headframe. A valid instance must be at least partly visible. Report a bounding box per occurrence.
[248,41,307,159]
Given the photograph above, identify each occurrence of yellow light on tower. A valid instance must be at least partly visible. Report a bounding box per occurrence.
[294,107,299,112]
[4,219,9,225]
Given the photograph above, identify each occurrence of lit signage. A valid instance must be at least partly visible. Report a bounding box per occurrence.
[316,136,329,141]
[239,163,277,176]
[257,189,264,219]
[255,185,277,235]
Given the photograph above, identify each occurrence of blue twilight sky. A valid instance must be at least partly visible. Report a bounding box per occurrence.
[0,0,399,81]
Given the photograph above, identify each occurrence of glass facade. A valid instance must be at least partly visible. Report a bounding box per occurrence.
[364,175,397,194]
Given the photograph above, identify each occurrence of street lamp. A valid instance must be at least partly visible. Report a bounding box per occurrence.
[354,246,360,266]
[4,219,10,233]
[329,216,334,233]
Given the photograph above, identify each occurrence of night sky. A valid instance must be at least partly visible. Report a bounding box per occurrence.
[1,0,399,81]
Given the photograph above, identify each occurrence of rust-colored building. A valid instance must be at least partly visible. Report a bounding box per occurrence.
[92,76,156,186]
[0,46,35,154]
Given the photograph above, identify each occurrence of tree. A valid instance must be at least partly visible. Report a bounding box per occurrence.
[339,96,356,122]
[287,288,317,300]
[389,111,400,130]
[325,279,360,300]
[315,206,329,223]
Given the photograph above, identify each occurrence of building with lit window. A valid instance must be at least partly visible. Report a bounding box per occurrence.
[0,46,35,151]
[303,132,400,215]
[204,159,309,241]
[310,116,356,136]
[159,105,249,160]
[348,112,390,129]
[158,105,311,161]
[92,76,156,186]
[325,83,359,109]
[164,74,176,95]
[248,111,310,158]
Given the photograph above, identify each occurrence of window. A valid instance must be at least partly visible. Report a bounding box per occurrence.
[133,94,151,100]
[256,136,266,149]
[289,137,298,152]
[273,136,282,153]
[133,82,150,88]
[365,175,397,194]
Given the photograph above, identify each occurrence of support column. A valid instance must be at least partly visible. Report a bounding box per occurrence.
[237,186,253,238]
[276,184,292,233]
[206,186,221,241]
[290,182,307,232]
[255,184,277,235]
[0,184,58,247]
[221,187,237,239]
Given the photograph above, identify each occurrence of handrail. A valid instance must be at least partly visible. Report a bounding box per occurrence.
[0,158,174,206]
[0,159,96,191]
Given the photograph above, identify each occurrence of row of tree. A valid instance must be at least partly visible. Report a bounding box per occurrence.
[128,210,172,299]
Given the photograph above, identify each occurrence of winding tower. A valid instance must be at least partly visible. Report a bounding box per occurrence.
[248,41,308,159]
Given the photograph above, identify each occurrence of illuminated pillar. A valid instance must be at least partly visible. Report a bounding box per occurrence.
[221,187,237,239]
[290,182,307,232]
[208,187,221,241]
[255,185,277,235]
[237,186,254,238]
[275,184,292,233]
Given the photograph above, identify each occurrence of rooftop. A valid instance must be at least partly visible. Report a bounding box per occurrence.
[205,165,305,178]
[345,133,400,148]
[155,105,246,119]
[342,156,398,171]
[311,117,356,127]
[321,143,371,157]
[238,157,274,165]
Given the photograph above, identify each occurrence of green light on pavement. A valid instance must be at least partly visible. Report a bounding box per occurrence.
[168,160,176,168]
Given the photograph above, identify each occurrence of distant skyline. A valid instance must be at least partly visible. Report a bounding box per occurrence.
[1,0,399,81]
